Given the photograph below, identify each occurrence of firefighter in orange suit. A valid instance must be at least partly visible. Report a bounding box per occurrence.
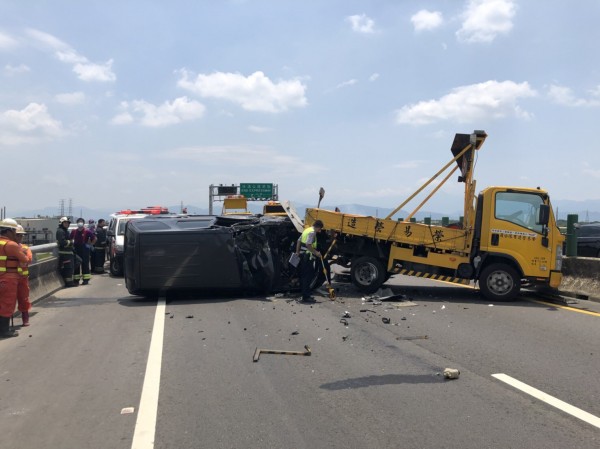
[14,225,32,327]
[0,219,29,338]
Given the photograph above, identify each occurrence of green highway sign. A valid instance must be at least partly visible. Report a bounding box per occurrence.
[240,183,273,199]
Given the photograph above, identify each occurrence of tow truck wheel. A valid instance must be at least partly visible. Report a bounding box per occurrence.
[479,263,520,301]
[351,256,386,293]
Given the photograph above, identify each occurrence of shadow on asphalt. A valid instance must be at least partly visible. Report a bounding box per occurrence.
[320,373,443,390]
[117,290,283,307]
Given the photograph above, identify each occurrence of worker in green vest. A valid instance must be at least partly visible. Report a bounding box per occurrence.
[295,220,324,302]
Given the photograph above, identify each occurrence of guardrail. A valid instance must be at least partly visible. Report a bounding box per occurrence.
[28,242,64,302]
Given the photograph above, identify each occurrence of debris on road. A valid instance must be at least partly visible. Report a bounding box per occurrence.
[186,315,194,318]
[381,317,391,324]
[396,335,428,340]
[340,318,349,326]
[253,345,311,362]
[291,330,299,335]
[342,311,351,318]
[359,309,376,313]
[443,368,460,379]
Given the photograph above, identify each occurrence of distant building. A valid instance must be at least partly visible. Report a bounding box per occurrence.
[16,216,72,246]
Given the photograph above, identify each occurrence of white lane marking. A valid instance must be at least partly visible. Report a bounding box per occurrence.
[492,373,600,429]
[131,297,166,449]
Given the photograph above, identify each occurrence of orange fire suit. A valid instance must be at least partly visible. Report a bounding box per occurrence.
[17,243,32,313]
[0,236,30,318]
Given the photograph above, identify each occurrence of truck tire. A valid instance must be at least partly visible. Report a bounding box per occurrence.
[351,256,386,293]
[479,263,520,301]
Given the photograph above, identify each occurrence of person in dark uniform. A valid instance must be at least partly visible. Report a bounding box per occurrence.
[56,217,76,288]
[93,219,107,274]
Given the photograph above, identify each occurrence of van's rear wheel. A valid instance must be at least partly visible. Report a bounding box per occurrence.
[479,263,520,301]
[351,256,386,293]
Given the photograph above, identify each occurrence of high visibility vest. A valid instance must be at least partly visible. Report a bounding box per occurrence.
[18,244,31,277]
[300,227,317,250]
[0,238,20,273]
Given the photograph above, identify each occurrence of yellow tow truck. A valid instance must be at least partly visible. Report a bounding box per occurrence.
[305,130,564,301]
[221,195,253,215]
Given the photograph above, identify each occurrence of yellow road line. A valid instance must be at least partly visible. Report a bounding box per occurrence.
[527,298,600,317]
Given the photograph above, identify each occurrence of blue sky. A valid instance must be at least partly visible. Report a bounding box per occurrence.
[1,0,599,216]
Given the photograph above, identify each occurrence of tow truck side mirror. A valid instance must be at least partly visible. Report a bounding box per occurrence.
[537,204,550,226]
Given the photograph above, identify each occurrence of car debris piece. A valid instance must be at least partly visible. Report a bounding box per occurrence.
[186,315,194,318]
[291,330,299,335]
[359,309,376,313]
[340,318,349,326]
[253,345,311,362]
[381,317,391,324]
[342,311,351,318]
[396,335,428,340]
[443,368,460,379]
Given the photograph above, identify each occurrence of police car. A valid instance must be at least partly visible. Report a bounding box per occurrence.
[106,206,170,276]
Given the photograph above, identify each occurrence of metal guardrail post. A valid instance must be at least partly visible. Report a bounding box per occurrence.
[566,214,578,257]
[442,217,449,226]
[423,217,431,225]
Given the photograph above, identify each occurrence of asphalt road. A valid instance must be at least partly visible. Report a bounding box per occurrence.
[0,273,598,449]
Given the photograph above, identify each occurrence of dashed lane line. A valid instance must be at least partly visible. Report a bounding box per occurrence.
[492,373,600,430]
[131,297,166,449]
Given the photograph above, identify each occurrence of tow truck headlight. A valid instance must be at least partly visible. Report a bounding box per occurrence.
[555,244,563,271]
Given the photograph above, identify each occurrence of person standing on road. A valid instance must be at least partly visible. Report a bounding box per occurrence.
[56,217,76,287]
[70,218,96,285]
[0,219,29,338]
[14,225,32,327]
[93,219,107,274]
[87,219,96,273]
[295,220,324,302]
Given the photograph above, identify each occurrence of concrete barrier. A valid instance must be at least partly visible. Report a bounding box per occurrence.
[29,243,63,303]
[560,256,600,301]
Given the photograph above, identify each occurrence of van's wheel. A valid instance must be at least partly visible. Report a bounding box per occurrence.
[351,256,386,293]
[479,263,520,301]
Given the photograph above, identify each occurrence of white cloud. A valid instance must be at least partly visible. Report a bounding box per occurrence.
[247,125,272,133]
[111,96,205,127]
[25,28,116,82]
[0,102,64,145]
[369,73,380,82]
[73,59,116,82]
[4,63,30,75]
[411,10,444,32]
[335,79,358,89]
[547,84,600,107]
[177,70,307,113]
[345,14,376,34]
[456,0,516,43]
[0,31,18,50]
[55,91,85,105]
[161,145,325,177]
[395,80,536,125]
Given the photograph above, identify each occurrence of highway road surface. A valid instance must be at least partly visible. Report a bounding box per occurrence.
[0,273,599,449]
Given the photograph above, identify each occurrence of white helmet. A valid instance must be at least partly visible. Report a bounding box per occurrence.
[16,225,26,234]
[59,216,70,224]
[0,218,18,230]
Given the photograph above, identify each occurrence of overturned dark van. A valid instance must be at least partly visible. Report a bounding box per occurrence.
[124,215,313,296]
